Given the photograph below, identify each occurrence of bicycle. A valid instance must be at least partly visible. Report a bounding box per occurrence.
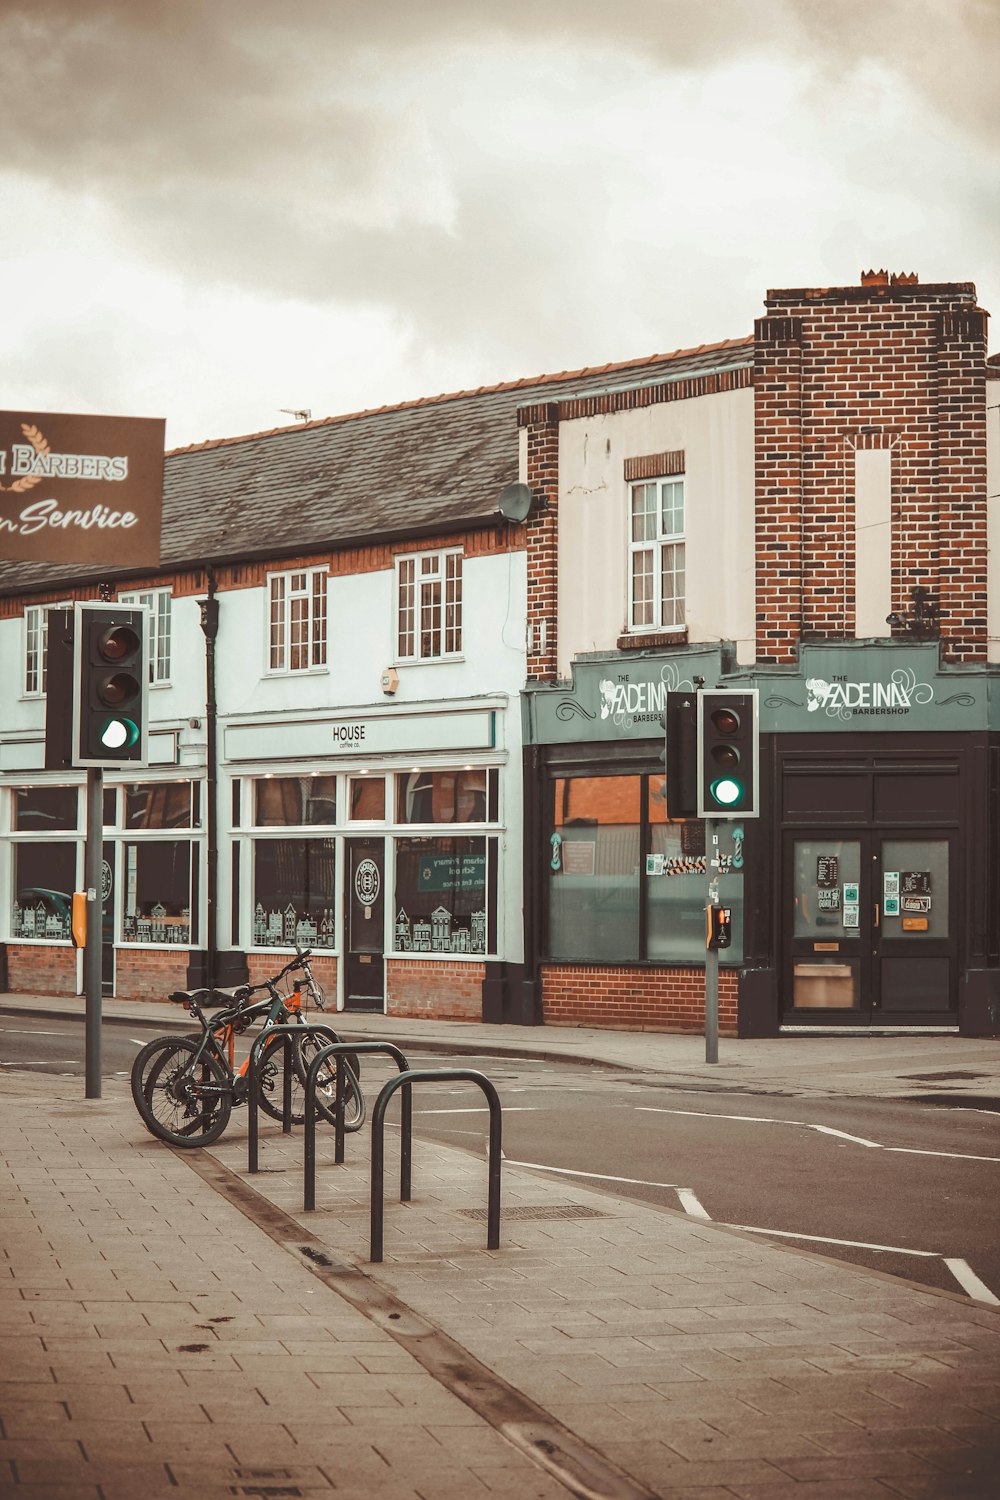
[130,948,365,1148]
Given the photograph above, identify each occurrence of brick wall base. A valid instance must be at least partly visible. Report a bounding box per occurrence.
[246,950,338,1009]
[541,964,739,1035]
[386,959,485,1021]
[5,944,78,997]
[113,948,193,1002]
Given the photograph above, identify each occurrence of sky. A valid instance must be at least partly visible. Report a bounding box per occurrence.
[0,0,997,452]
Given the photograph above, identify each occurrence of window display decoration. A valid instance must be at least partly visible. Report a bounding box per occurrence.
[11,899,71,941]
[122,905,191,944]
[252,902,336,949]
[393,905,486,954]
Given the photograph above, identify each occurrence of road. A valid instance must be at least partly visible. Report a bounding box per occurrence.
[3,1015,998,1305]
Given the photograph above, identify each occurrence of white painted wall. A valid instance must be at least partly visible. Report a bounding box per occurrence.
[556,385,755,675]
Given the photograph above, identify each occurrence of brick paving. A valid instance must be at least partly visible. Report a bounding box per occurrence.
[1,1008,999,1498]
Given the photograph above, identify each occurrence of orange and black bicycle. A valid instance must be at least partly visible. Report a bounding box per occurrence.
[129,948,364,1147]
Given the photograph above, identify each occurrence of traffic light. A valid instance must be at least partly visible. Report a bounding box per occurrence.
[663,691,698,817]
[697,688,759,818]
[73,602,149,767]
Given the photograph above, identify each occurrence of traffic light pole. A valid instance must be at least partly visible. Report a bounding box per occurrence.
[705,817,719,1065]
[84,767,103,1099]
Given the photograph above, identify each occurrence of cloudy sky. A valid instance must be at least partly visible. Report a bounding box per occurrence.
[0,0,996,451]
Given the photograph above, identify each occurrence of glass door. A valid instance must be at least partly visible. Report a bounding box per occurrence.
[784,830,957,1024]
[344,837,385,1012]
[875,835,956,1018]
[786,834,868,1019]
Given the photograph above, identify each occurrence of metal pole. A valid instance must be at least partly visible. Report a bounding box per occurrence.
[84,767,104,1098]
[705,817,719,1066]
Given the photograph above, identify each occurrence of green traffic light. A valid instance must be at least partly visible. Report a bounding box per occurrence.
[710,776,743,807]
[100,717,140,751]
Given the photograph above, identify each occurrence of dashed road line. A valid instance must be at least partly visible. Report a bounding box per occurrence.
[506,1159,679,1190]
[676,1188,711,1219]
[943,1257,1000,1304]
[726,1224,940,1256]
[637,1105,1000,1161]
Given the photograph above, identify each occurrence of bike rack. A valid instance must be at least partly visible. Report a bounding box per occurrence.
[303,1041,410,1211]
[246,1021,343,1173]
[370,1069,502,1264]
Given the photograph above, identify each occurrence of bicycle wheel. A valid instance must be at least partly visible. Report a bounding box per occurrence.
[293,1034,366,1132]
[255,1034,308,1124]
[131,1036,233,1147]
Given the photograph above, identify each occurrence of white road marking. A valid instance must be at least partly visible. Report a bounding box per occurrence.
[637,1106,999,1161]
[0,1059,78,1067]
[505,1159,678,1189]
[0,1028,73,1036]
[727,1223,939,1256]
[810,1124,882,1147]
[676,1188,711,1219]
[943,1258,1000,1305]
[415,1106,539,1114]
[885,1146,1000,1164]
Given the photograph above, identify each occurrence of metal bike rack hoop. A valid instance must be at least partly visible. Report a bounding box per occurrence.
[303,1041,410,1211]
[246,1021,342,1173]
[370,1069,502,1264]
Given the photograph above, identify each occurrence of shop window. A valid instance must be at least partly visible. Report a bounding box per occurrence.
[121,842,192,945]
[13,785,78,831]
[394,836,492,955]
[548,776,641,961]
[254,775,337,826]
[546,771,744,964]
[252,839,336,948]
[268,567,328,673]
[396,548,462,661]
[125,782,194,829]
[396,768,495,824]
[11,843,76,940]
[628,477,685,632]
[350,776,385,820]
[118,588,172,683]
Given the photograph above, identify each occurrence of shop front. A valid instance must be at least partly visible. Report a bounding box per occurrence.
[223,697,515,1020]
[523,642,1000,1037]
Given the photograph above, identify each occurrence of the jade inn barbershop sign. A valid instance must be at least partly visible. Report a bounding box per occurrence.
[529,645,990,743]
[0,410,165,566]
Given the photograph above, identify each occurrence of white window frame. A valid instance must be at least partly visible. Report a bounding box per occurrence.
[118,587,172,685]
[628,476,685,633]
[266,567,328,674]
[23,602,69,698]
[395,547,462,663]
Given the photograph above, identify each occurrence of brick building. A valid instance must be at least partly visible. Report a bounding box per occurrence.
[518,273,1000,1037]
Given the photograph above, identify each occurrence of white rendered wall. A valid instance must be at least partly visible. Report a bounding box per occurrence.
[556,385,755,675]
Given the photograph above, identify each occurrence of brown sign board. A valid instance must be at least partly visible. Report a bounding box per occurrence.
[0,410,165,567]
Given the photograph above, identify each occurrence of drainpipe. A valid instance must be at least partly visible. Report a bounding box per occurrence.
[198,572,220,992]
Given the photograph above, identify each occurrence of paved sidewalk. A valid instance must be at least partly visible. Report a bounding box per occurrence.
[2,1036,999,1498]
[4,988,1000,1101]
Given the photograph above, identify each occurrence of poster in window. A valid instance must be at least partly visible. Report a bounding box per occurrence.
[900,871,932,895]
[816,855,839,887]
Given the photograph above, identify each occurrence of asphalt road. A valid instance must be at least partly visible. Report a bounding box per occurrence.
[3,1016,998,1306]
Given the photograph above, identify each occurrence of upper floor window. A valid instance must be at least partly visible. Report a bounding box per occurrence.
[628,477,685,632]
[396,549,462,662]
[118,588,172,684]
[268,567,327,673]
[23,603,68,697]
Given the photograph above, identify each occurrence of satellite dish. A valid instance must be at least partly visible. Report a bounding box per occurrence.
[497,482,533,522]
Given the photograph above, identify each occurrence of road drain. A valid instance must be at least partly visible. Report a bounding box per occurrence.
[180,1149,658,1500]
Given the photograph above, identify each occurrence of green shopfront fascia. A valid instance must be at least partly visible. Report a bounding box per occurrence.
[522,642,1000,1036]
